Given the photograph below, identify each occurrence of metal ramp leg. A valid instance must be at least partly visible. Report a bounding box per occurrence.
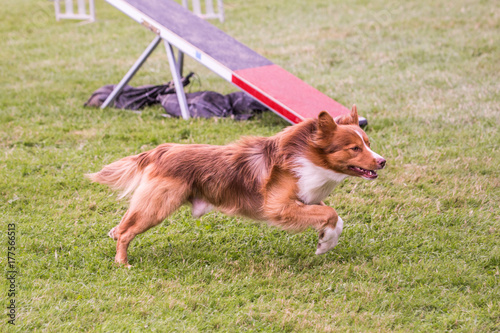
[101,35,162,109]
[100,35,190,120]
[164,41,190,120]
[177,50,184,77]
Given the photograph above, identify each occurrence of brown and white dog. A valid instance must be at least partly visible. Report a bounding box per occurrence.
[87,106,385,266]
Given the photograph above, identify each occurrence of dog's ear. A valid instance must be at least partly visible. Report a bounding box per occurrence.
[317,111,337,138]
[334,105,360,126]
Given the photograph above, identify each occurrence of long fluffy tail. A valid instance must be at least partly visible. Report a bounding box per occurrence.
[86,155,144,199]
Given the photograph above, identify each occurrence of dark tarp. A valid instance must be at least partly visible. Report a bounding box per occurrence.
[156,91,267,120]
[85,73,268,120]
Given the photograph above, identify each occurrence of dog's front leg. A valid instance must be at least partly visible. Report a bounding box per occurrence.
[264,167,343,255]
[266,199,343,255]
[315,215,344,255]
[314,202,344,254]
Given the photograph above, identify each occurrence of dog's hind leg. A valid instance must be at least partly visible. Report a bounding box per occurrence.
[113,178,189,267]
[108,210,131,241]
[108,226,118,240]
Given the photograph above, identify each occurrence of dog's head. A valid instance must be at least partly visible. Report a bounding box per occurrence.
[314,106,386,179]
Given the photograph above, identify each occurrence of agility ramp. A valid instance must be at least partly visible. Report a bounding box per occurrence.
[103,0,361,124]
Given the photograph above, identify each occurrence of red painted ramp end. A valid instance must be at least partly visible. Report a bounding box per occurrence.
[232,64,350,124]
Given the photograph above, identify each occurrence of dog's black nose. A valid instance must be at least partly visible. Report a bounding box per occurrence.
[377,158,386,169]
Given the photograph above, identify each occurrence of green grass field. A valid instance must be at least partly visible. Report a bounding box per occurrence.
[1,0,499,331]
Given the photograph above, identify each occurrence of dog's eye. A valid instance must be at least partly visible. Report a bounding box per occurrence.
[351,146,361,152]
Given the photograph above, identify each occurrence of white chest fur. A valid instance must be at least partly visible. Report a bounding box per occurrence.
[293,157,348,204]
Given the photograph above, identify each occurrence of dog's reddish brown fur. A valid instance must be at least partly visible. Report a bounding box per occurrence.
[88,107,385,266]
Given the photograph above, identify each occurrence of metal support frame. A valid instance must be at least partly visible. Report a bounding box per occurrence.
[101,36,161,109]
[101,35,190,120]
[164,41,190,120]
[177,50,184,77]
[100,0,231,120]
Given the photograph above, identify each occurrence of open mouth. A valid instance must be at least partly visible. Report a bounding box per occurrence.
[348,166,378,179]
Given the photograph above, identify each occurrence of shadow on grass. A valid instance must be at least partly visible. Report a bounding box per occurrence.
[117,225,374,275]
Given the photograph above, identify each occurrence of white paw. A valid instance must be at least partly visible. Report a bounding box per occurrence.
[108,226,118,240]
[315,217,344,255]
